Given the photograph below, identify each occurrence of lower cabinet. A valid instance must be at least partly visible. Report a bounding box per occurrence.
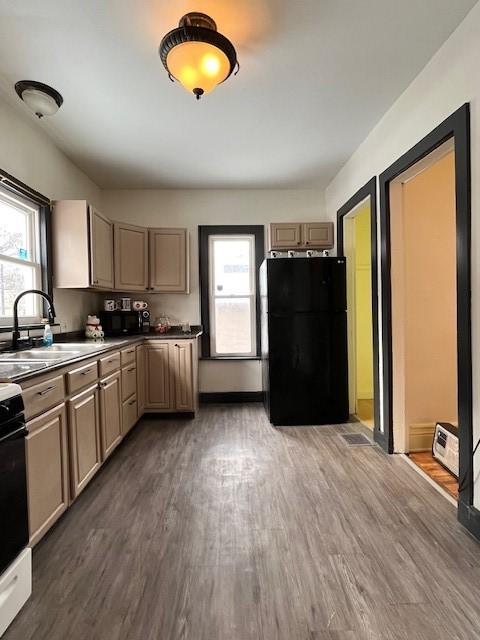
[171,341,194,411]
[145,340,196,412]
[99,370,122,459]
[68,384,102,500]
[25,403,69,546]
[145,342,171,409]
[136,344,145,417]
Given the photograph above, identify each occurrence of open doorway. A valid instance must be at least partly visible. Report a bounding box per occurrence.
[337,178,379,433]
[379,105,473,532]
[390,142,458,499]
[343,202,374,428]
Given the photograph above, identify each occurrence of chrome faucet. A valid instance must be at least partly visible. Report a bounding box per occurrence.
[12,289,56,350]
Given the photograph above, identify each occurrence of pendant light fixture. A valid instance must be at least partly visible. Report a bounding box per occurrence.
[159,12,238,100]
[14,80,63,118]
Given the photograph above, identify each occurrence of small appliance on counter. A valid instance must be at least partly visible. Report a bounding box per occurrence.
[100,309,150,336]
[432,422,459,477]
[0,383,31,636]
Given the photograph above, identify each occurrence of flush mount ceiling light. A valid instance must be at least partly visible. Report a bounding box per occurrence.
[14,80,63,118]
[159,12,239,100]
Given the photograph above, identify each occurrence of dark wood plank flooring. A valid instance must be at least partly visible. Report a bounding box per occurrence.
[4,404,480,640]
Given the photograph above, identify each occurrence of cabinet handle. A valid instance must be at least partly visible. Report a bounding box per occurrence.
[128,399,135,406]
[81,369,92,375]
[175,344,180,348]
[99,381,107,388]
[126,349,134,354]
[107,359,114,364]
[128,367,135,372]
[38,385,55,396]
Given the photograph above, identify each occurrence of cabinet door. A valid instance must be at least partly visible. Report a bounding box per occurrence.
[114,222,148,291]
[269,223,302,250]
[99,371,123,458]
[136,344,146,417]
[145,343,171,409]
[302,222,334,249]
[68,384,102,499]
[25,403,69,547]
[170,341,194,411]
[149,228,189,293]
[89,208,114,288]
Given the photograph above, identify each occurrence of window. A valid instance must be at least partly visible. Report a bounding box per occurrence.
[0,177,50,326]
[199,225,265,358]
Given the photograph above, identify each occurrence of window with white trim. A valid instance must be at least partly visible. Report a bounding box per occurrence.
[0,187,42,323]
[199,225,264,359]
[209,234,257,357]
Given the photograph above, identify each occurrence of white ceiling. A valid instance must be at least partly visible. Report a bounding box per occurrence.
[0,0,476,189]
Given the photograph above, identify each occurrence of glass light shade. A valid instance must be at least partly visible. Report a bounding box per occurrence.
[21,88,60,117]
[167,41,231,95]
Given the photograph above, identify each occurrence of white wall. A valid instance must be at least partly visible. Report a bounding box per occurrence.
[325,2,480,506]
[0,95,103,333]
[102,188,325,392]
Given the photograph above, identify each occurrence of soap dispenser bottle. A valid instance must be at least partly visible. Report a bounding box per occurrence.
[43,323,53,347]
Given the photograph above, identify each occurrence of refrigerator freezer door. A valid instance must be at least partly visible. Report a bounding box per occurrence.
[268,312,348,425]
[267,258,346,314]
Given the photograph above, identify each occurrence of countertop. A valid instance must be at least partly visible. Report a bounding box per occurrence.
[0,326,202,383]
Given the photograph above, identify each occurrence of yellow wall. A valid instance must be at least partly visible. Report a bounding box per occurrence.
[391,151,457,451]
[354,204,374,400]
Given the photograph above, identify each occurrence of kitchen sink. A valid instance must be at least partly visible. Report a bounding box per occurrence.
[0,350,81,361]
[48,343,110,350]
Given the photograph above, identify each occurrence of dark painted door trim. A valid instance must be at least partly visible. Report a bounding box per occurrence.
[379,104,473,521]
[337,177,381,442]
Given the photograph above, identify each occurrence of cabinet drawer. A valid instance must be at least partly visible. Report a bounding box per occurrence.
[67,360,98,395]
[99,351,121,377]
[120,346,136,367]
[22,375,65,421]
[122,365,137,401]
[122,394,137,435]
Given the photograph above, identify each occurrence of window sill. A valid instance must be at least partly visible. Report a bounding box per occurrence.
[200,356,262,361]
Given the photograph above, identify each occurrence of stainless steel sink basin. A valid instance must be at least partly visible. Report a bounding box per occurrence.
[47,343,108,351]
[0,350,80,361]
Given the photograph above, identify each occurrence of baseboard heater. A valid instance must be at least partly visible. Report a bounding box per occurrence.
[432,422,459,478]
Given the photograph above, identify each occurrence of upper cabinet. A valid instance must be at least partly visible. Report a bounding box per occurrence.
[269,222,334,251]
[52,201,114,290]
[53,201,189,293]
[114,222,148,291]
[90,209,114,288]
[269,223,302,249]
[149,228,189,293]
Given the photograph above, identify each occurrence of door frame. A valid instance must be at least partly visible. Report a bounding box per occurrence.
[337,177,380,436]
[379,104,474,524]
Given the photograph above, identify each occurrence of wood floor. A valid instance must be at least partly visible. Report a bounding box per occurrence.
[5,404,480,640]
[409,451,459,499]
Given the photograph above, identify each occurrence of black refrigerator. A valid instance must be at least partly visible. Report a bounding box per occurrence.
[260,257,348,426]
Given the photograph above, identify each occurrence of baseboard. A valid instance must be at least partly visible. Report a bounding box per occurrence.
[458,501,480,542]
[200,392,264,404]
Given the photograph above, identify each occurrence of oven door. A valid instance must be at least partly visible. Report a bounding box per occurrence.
[0,416,29,574]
